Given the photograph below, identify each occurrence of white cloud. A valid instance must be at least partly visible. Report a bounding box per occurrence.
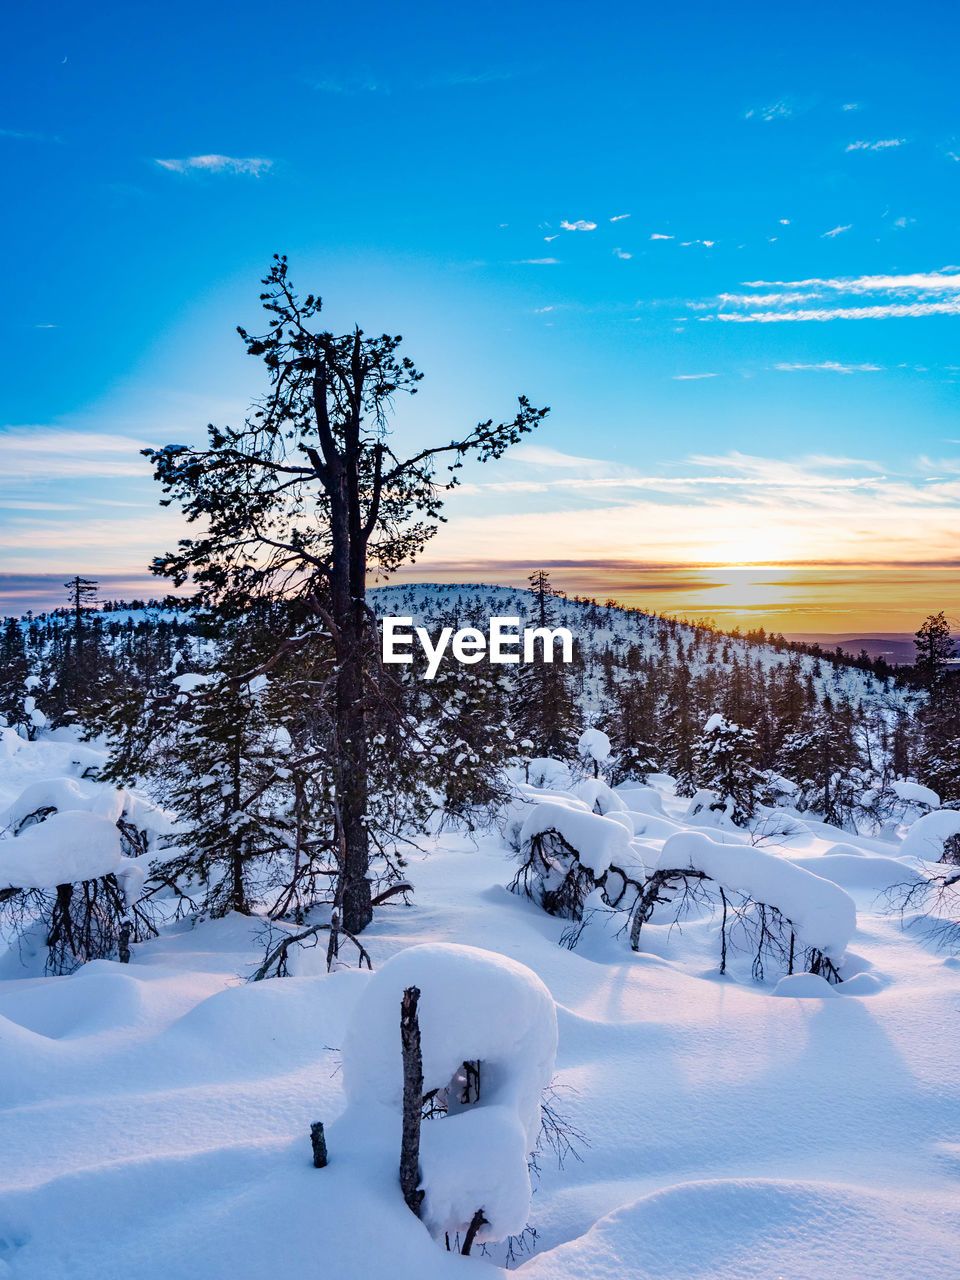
[613,247,632,259]
[779,218,790,225]
[742,272,960,294]
[560,219,597,231]
[609,214,631,222]
[821,224,852,238]
[155,155,272,176]
[673,373,718,380]
[699,268,960,324]
[544,234,559,241]
[0,430,151,479]
[650,233,674,240]
[842,103,860,111]
[0,126,61,143]
[775,361,883,373]
[713,299,960,322]
[514,258,560,265]
[845,138,905,152]
[717,292,824,306]
[420,449,960,570]
[747,100,793,122]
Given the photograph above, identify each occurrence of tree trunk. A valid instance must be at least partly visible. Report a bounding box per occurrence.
[326,439,372,935]
[399,986,425,1217]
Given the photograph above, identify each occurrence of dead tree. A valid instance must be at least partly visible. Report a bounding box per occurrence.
[400,985,425,1217]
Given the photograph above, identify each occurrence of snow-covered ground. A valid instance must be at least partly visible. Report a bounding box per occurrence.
[1,724,959,1279]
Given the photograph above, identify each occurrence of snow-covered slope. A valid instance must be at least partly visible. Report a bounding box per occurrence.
[370,582,913,713]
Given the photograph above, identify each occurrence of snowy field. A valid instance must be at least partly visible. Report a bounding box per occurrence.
[2,725,960,1279]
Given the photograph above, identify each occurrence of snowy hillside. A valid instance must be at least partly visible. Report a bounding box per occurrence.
[2,702,959,1278]
[370,582,912,713]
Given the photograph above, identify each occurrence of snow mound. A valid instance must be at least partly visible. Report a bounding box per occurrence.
[901,809,960,860]
[0,810,130,890]
[656,831,857,959]
[892,779,940,809]
[340,943,557,1244]
[772,972,839,999]
[526,758,571,790]
[519,800,633,876]
[577,727,612,767]
[516,1178,959,1280]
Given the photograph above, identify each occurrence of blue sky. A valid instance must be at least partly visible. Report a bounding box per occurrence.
[2,0,959,626]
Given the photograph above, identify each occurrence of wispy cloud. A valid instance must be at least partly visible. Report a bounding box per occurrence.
[821,224,852,238]
[845,138,906,152]
[775,361,883,373]
[745,100,793,122]
[423,449,960,572]
[650,233,674,241]
[560,219,597,231]
[609,214,631,222]
[694,268,960,324]
[715,300,960,323]
[0,126,61,143]
[309,76,386,94]
[743,271,960,294]
[613,247,632,259]
[514,258,560,265]
[0,430,151,480]
[673,373,718,380]
[155,155,272,176]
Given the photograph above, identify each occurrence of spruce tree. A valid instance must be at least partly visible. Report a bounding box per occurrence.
[514,571,579,759]
[697,713,763,826]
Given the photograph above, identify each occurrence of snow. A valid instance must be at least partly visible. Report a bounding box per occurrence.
[655,831,857,958]
[0,599,958,1280]
[577,727,612,766]
[340,943,557,1244]
[517,1179,958,1280]
[519,799,634,876]
[772,972,839,998]
[900,808,960,860]
[0,810,131,890]
[892,779,940,809]
[526,758,572,790]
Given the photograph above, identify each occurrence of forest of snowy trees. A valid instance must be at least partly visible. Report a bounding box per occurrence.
[1,570,957,976]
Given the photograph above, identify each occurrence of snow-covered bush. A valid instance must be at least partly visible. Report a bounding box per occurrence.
[901,809,960,862]
[576,727,612,779]
[339,943,558,1250]
[525,758,572,791]
[631,831,856,981]
[0,776,166,972]
[512,798,635,919]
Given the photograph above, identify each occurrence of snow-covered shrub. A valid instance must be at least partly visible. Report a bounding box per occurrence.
[525,758,572,791]
[0,776,165,972]
[576,727,612,779]
[900,809,960,862]
[512,799,635,919]
[573,776,629,817]
[632,831,856,981]
[339,943,558,1249]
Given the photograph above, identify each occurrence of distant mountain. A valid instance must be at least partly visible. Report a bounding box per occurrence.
[786,634,922,665]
